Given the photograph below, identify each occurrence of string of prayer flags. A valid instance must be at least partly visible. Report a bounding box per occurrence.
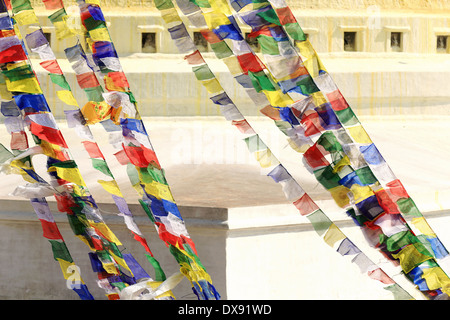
[50,0,220,300]
[180,0,450,298]
[156,0,415,300]
[22,0,170,296]
[3,1,142,299]
[224,0,450,298]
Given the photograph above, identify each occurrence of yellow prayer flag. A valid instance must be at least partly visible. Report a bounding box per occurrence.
[14,23,22,40]
[81,101,112,125]
[97,179,123,197]
[89,27,111,42]
[6,77,42,94]
[222,56,243,76]
[329,185,351,208]
[91,221,122,246]
[209,1,232,16]
[160,8,182,25]
[323,224,346,247]
[0,83,12,100]
[347,125,373,144]
[102,262,119,275]
[57,259,85,284]
[201,78,223,94]
[333,156,351,173]
[203,11,231,29]
[57,90,78,106]
[85,0,100,4]
[422,267,450,294]
[392,244,433,274]
[254,149,279,168]
[310,91,328,106]
[53,20,77,40]
[52,166,86,187]
[13,10,39,26]
[411,217,435,236]
[350,184,374,204]
[263,90,294,108]
[143,181,174,202]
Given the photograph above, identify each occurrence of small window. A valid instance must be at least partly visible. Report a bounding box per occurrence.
[141,32,156,53]
[193,32,208,52]
[437,35,448,53]
[43,32,51,46]
[245,33,260,52]
[344,32,357,51]
[390,32,402,52]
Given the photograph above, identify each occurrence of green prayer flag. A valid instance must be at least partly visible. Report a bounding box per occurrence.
[146,254,166,281]
[284,23,307,41]
[84,86,104,102]
[256,7,281,26]
[11,0,33,14]
[258,35,280,55]
[142,165,167,185]
[48,8,67,23]
[138,199,156,223]
[51,160,78,169]
[210,41,233,59]
[355,166,378,185]
[193,64,215,81]
[314,165,341,189]
[306,209,333,236]
[189,0,211,8]
[127,163,140,186]
[396,198,422,217]
[316,131,343,153]
[384,284,413,300]
[244,134,267,153]
[49,73,71,91]
[248,70,276,92]
[154,0,175,10]
[67,214,87,236]
[49,240,73,262]
[91,158,113,178]
[296,76,320,95]
[335,107,359,126]
[2,65,35,82]
[0,144,14,164]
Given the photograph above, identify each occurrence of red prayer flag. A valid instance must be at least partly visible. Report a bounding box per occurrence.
[0,45,27,64]
[30,122,68,148]
[122,144,160,169]
[300,110,325,136]
[109,72,129,88]
[293,193,319,216]
[113,149,131,165]
[40,60,63,75]
[326,90,349,111]
[184,50,205,65]
[275,7,297,25]
[386,179,409,201]
[199,29,222,44]
[374,189,401,214]
[42,0,64,10]
[236,52,265,74]
[10,131,28,150]
[76,72,100,89]
[40,219,63,240]
[82,141,104,159]
[303,144,329,169]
